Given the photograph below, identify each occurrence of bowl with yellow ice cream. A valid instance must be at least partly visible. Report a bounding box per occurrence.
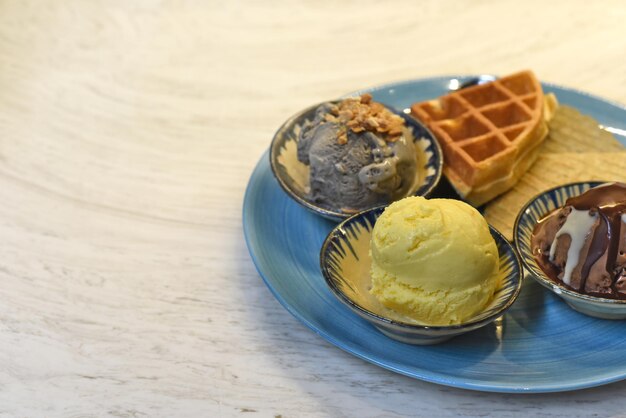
[320,196,523,345]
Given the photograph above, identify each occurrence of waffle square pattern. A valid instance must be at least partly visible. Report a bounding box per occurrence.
[411,71,557,206]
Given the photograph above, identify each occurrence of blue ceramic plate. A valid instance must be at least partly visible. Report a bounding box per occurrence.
[243,76,626,393]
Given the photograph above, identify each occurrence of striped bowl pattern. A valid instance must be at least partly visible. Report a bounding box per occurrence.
[269,101,443,221]
[514,181,626,319]
[321,206,524,344]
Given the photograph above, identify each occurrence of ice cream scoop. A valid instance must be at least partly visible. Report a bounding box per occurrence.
[369,196,500,325]
[297,95,418,212]
[531,182,626,298]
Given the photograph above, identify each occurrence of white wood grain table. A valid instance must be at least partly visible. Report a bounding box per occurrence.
[0,1,625,416]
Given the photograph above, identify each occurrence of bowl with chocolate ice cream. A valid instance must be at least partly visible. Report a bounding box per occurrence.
[514,181,626,319]
[270,94,442,221]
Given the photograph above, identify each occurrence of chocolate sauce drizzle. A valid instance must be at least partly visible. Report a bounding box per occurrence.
[531,182,626,299]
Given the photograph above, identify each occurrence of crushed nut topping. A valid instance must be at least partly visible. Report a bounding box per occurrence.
[323,94,406,144]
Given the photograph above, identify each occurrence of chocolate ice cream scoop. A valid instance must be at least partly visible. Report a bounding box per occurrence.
[531,182,626,299]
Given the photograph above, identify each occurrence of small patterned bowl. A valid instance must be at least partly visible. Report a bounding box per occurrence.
[269,100,443,221]
[320,206,523,345]
[514,181,626,319]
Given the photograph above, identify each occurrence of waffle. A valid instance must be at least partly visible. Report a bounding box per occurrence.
[410,70,558,206]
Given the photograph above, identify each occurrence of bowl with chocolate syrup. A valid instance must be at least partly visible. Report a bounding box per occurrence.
[514,181,626,319]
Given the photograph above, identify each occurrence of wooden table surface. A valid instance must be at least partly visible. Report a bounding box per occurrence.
[1,1,625,416]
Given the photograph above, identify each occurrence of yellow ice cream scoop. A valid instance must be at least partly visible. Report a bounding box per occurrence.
[370,196,500,325]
